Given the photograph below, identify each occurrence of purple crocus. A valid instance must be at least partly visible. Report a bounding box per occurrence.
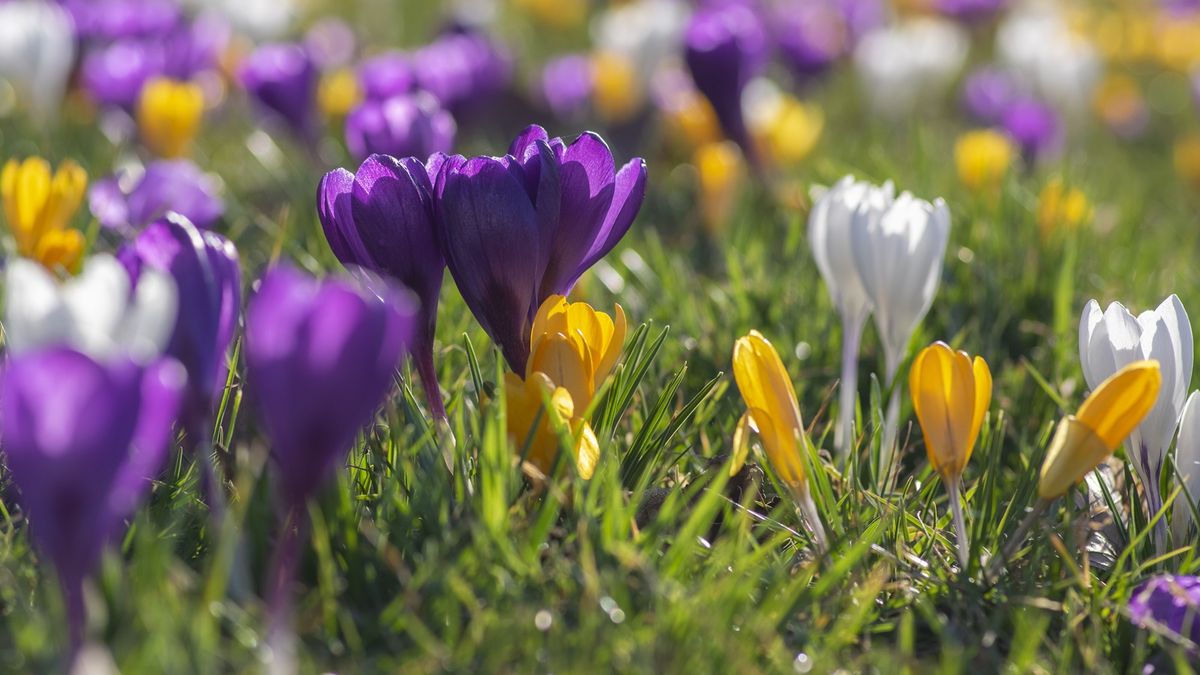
[411,27,513,112]
[62,0,181,41]
[684,2,768,164]
[239,43,317,140]
[344,93,456,162]
[936,0,1009,21]
[433,124,647,372]
[358,51,414,101]
[0,348,185,660]
[542,54,593,119]
[774,1,847,82]
[1001,97,1061,162]
[1130,575,1200,646]
[961,67,1017,125]
[90,160,224,231]
[317,154,447,420]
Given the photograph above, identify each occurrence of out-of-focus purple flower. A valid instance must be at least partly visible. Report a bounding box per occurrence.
[962,67,1017,124]
[411,27,512,112]
[317,154,447,420]
[90,160,225,231]
[118,214,241,441]
[304,17,356,70]
[542,54,593,119]
[774,1,847,81]
[1130,575,1200,645]
[62,0,181,41]
[344,92,455,161]
[245,264,415,509]
[836,0,885,40]
[936,0,1009,22]
[239,43,317,140]
[1160,0,1200,16]
[1001,97,1060,160]
[0,348,185,658]
[433,124,646,372]
[684,3,768,163]
[359,51,413,101]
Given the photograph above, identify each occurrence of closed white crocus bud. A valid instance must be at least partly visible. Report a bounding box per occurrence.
[850,190,950,475]
[852,18,968,119]
[808,175,895,456]
[0,1,76,119]
[1078,295,1193,552]
[3,254,178,363]
[1174,391,1200,544]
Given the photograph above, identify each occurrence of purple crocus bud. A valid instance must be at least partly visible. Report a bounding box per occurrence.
[433,124,647,372]
[82,39,167,108]
[119,214,241,442]
[684,3,768,164]
[542,54,593,119]
[358,51,414,101]
[317,154,448,420]
[411,28,513,112]
[961,67,1017,125]
[1130,575,1200,645]
[344,93,456,162]
[90,160,225,231]
[774,1,847,82]
[1001,97,1060,161]
[0,348,185,659]
[239,43,317,140]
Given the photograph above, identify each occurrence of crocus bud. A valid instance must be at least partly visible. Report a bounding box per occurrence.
[1,157,88,273]
[137,77,205,158]
[344,93,456,162]
[1000,97,1060,162]
[1038,360,1161,500]
[853,18,968,118]
[910,342,992,481]
[954,129,1015,194]
[90,159,225,232]
[239,43,317,140]
[1129,575,1200,646]
[0,1,75,118]
[1173,391,1200,543]
[411,28,512,113]
[1036,178,1090,240]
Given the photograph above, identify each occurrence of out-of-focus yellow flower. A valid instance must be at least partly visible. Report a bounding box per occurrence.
[664,91,722,149]
[1,157,87,273]
[318,68,362,120]
[1156,15,1200,71]
[137,77,203,158]
[909,342,991,481]
[695,141,744,234]
[954,129,1015,194]
[1092,74,1146,136]
[1037,178,1091,238]
[513,0,586,27]
[1174,133,1200,191]
[591,51,642,124]
[506,295,627,480]
[752,97,823,167]
[1038,360,1161,499]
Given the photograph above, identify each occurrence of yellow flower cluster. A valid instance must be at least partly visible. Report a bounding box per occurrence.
[1,157,87,273]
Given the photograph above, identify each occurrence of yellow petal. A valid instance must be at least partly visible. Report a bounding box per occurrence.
[33,228,85,274]
[41,160,87,234]
[910,343,974,477]
[137,77,204,158]
[573,419,599,480]
[530,294,569,352]
[1075,360,1162,450]
[966,355,992,463]
[747,405,808,499]
[529,331,593,410]
[1037,416,1112,499]
[9,157,52,249]
[593,303,626,383]
[731,410,753,477]
[732,330,803,439]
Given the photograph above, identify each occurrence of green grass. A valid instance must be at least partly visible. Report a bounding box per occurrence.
[3,6,1200,673]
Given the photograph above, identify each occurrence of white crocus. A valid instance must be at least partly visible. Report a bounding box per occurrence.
[0,1,76,119]
[3,254,178,363]
[852,18,968,119]
[996,3,1100,116]
[850,190,950,475]
[1078,295,1192,552]
[592,0,688,78]
[1174,391,1200,544]
[808,176,895,457]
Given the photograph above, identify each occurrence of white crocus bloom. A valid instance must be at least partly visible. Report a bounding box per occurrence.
[852,18,968,118]
[3,254,178,362]
[996,4,1100,115]
[592,0,688,77]
[1174,391,1200,544]
[1078,295,1192,552]
[851,190,950,472]
[0,1,76,119]
[808,176,895,456]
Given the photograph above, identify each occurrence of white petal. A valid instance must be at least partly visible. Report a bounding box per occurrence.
[120,268,179,362]
[2,257,70,353]
[1174,391,1200,542]
[1078,299,1104,390]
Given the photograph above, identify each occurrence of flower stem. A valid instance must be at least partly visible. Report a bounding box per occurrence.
[266,504,307,675]
[835,312,866,460]
[986,498,1050,582]
[946,475,970,571]
[879,345,902,491]
[797,489,828,555]
[61,575,85,667]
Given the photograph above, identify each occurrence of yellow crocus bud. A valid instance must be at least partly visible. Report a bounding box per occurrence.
[752,97,824,167]
[1036,178,1091,239]
[954,129,1015,194]
[137,77,204,158]
[505,371,599,480]
[591,51,642,124]
[694,141,744,234]
[910,342,991,481]
[1,156,87,273]
[665,91,722,150]
[318,68,362,120]
[1038,360,1161,500]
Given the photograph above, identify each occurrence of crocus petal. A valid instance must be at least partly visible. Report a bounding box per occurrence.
[575,156,647,281]
[1174,391,1200,542]
[1076,360,1162,451]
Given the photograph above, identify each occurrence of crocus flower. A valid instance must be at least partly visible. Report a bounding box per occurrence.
[317,68,362,120]
[1,157,88,273]
[851,187,951,469]
[773,1,848,82]
[3,253,178,362]
[909,342,992,567]
[996,5,1099,114]
[434,124,646,372]
[507,295,624,480]
[936,0,1009,22]
[211,0,295,40]
[542,54,593,119]
[732,330,828,552]
[853,18,968,118]
[592,0,687,81]
[590,51,643,124]
[411,28,512,113]
[684,2,769,164]
[239,43,317,140]
[695,140,744,234]
[1000,98,1060,162]
[318,154,447,421]
[344,93,456,162]
[1174,391,1200,543]
[60,0,181,41]
[358,51,413,102]
[961,67,1017,125]
[1079,296,1193,550]
[304,17,356,70]
[0,1,75,118]
[808,175,894,456]
[89,159,225,231]
[0,348,185,659]
[1039,361,1162,500]
[954,129,1015,194]
[1129,575,1200,647]
[137,77,204,159]
[1036,178,1090,240]
[745,80,824,167]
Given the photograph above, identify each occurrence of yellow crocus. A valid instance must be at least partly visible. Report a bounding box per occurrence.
[1038,360,1161,500]
[910,343,991,481]
[752,97,823,167]
[1,157,87,273]
[318,68,362,120]
[664,91,722,150]
[591,51,642,124]
[731,330,827,550]
[137,77,204,158]
[954,129,1015,194]
[694,141,744,234]
[506,295,626,480]
[1036,178,1091,239]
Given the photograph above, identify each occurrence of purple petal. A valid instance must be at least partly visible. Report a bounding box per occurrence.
[576,156,647,277]
[318,168,373,268]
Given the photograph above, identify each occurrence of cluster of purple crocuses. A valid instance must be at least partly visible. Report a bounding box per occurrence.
[961,67,1062,162]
